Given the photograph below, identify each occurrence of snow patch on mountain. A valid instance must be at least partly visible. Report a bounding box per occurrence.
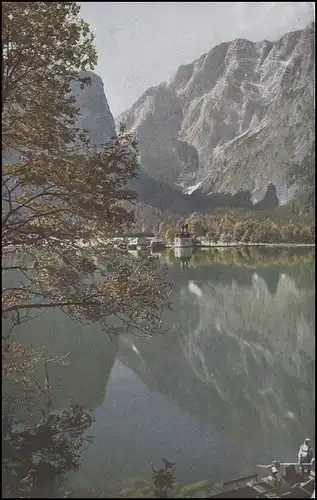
[185,181,203,195]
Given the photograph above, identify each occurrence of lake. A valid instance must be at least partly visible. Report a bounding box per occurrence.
[3,247,315,497]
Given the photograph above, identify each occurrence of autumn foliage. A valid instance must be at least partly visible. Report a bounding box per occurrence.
[2,2,172,336]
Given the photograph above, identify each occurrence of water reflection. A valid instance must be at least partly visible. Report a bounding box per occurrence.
[3,311,118,413]
[3,313,118,497]
[3,248,315,496]
[179,270,314,434]
[2,402,93,498]
[118,248,315,447]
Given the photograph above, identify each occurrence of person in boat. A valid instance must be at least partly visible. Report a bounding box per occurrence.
[299,438,314,477]
[299,438,314,464]
[271,460,280,474]
[265,460,282,487]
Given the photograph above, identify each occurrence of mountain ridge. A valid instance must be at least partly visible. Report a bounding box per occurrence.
[117,22,315,210]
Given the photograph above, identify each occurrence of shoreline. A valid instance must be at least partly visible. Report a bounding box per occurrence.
[167,242,315,249]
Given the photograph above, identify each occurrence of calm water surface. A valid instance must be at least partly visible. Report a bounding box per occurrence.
[4,248,315,496]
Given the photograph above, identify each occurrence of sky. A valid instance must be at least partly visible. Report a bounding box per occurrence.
[80,2,314,118]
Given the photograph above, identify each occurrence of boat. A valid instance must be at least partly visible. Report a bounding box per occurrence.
[209,459,315,498]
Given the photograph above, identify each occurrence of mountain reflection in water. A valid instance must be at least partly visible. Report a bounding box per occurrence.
[120,261,314,438]
[3,248,315,496]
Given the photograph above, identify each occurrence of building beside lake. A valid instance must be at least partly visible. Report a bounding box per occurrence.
[174,224,193,248]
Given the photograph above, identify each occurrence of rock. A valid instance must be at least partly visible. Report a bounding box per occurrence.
[71,71,116,146]
[5,21,314,216]
[119,22,315,209]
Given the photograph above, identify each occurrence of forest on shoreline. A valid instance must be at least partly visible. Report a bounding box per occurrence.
[134,206,315,245]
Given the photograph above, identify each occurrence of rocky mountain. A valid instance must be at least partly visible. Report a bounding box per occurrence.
[71,70,116,145]
[118,22,315,209]
[3,24,314,216]
[3,71,116,162]
[73,73,259,213]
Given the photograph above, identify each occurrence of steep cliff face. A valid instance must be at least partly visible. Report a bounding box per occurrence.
[2,71,117,217]
[119,22,315,206]
[5,22,314,215]
[3,71,116,161]
[72,71,116,145]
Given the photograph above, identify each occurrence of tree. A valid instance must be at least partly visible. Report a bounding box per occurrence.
[286,154,315,214]
[2,339,93,496]
[186,213,206,236]
[233,221,246,243]
[3,399,94,497]
[164,227,175,243]
[2,2,172,339]
[158,221,168,238]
